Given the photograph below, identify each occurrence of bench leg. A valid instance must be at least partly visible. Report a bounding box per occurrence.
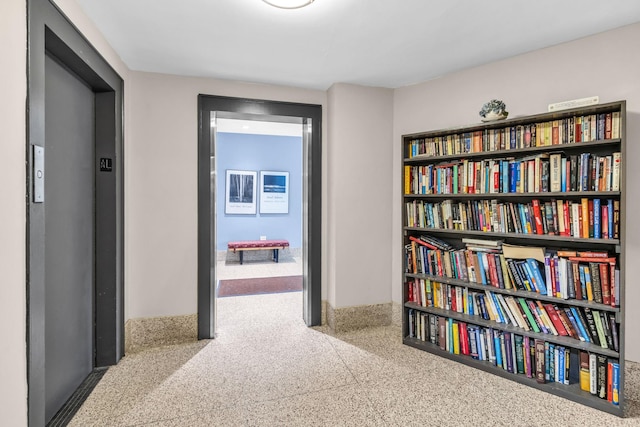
[274,249,279,263]
[239,251,243,265]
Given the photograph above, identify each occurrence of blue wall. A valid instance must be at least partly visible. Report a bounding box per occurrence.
[216,132,302,251]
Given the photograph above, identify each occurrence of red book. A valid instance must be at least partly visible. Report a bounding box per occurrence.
[602,207,609,239]
[438,317,446,350]
[607,361,614,402]
[605,113,612,139]
[562,201,571,237]
[531,200,544,234]
[549,257,558,297]
[460,323,470,355]
[556,307,578,338]
[609,262,617,307]
[600,263,611,306]
[486,253,499,287]
[450,286,457,312]
[571,261,583,300]
[542,303,569,336]
[409,236,437,250]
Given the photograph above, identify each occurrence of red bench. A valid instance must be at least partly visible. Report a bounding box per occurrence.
[227,239,289,265]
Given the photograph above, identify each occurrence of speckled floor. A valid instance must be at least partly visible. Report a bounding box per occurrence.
[69,259,640,426]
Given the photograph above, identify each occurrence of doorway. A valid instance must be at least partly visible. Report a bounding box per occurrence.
[197,96,322,339]
[28,1,124,426]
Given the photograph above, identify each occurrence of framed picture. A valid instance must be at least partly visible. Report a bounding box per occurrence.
[225,170,257,214]
[260,171,289,214]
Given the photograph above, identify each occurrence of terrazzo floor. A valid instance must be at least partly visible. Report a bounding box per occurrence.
[69,257,640,426]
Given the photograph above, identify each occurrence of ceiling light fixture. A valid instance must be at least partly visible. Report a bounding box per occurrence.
[263,0,314,9]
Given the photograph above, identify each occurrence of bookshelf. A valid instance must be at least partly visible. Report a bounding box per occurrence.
[401,101,626,416]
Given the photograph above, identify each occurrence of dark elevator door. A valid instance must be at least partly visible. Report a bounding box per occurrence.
[44,54,95,423]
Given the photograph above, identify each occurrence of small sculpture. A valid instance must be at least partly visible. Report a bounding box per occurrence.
[479,99,508,122]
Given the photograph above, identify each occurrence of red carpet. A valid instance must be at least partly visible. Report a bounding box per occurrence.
[217,275,302,297]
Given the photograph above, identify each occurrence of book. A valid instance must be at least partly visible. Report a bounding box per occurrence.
[589,262,603,304]
[535,339,545,383]
[592,310,609,349]
[582,308,601,346]
[589,353,597,395]
[612,362,620,405]
[597,354,608,399]
[579,351,590,392]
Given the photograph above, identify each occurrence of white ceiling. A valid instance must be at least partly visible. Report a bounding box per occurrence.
[75,0,640,90]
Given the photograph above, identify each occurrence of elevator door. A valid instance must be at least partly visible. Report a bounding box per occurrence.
[44,53,95,423]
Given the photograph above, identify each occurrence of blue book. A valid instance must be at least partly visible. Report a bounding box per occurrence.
[494,331,503,367]
[504,332,513,373]
[522,261,538,292]
[549,343,556,383]
[489,292,506,323]
[519,205,529,234]
[467,292,474,316]
[569,307,591,343]
[476,254,487,285]
[502,160,509,193]
[509,162,517,193]
[593,198,601,238]
[475,327,483,360]
[526,258,548,295]
[544,342,551,381]
[607,199,614,239]
[579,265,587,300]
[561,158,567,192]
[558,346,565,384]
[563,309,584,341]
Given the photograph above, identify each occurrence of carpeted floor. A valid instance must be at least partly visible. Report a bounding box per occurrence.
[217,275,302,297]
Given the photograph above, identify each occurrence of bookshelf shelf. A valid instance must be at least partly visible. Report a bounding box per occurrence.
[401,101,626,416]
[403,138,622,164]
[403,227,620,246]
[404,191,620,200]
[403,337,623,416]
[405,302,619,358]
[404,273,620,313]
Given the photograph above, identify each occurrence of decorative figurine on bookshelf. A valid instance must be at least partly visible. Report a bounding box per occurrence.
[480,99,509,122]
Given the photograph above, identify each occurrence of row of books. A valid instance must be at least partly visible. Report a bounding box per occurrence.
[407,310,620,404]
[404,236,619,306]
[407,112,621,158]
[405,198,620,239]
[407,279,619,351]
[404,152,621,195]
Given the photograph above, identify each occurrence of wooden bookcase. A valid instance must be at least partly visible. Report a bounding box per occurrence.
[401,101,626,416]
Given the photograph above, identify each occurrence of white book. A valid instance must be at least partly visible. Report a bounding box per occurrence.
[572,203,581,238]
[612,112,621,139]
[612,152,621,192]
[550,153,562,192]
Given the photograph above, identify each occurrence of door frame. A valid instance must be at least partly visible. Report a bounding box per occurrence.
[27,1,124,425]
[197,95,322,338]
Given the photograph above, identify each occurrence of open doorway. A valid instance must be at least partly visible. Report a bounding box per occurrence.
[214,117,304,332]
[197,96,322,339]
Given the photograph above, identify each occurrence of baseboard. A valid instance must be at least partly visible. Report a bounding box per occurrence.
[326,302,392,333]
[125,313,197,354]
[392,301,403,327]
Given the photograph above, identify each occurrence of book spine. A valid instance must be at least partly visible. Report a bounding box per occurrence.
[535,339,545,383]
[612,362,620,405]
[590,353,598,395]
